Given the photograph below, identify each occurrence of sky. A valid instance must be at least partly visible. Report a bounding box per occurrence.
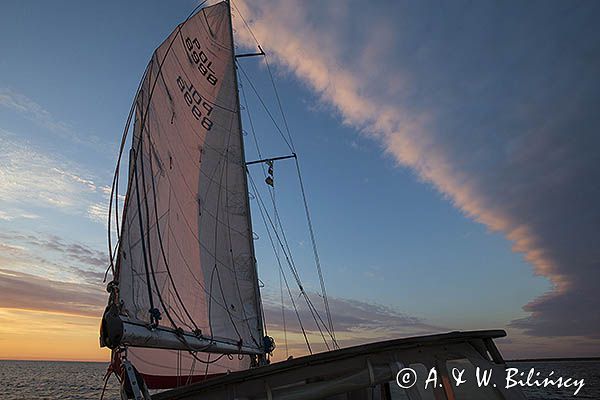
[0,0,599,362]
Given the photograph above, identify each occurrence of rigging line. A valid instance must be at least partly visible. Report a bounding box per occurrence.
[208,266,244,342]
[223,132,260,347]
[268,174,289,356]
[109,0,209,317]
[190,351,226,365]
[207,111,245,344]
[137,62,191,334]
[132,147,156,316]
[248,172,335,349]
[107,62,151,278]
[239,67,271,330]
[177,350,181,386]
[268,160,289,356]
[231,0,295,153]
[166,287,196,331]
[230,0,260,47]
[239,76,272,343]
[166,86,253,281]
[143,118,252,242]
[252,185,329,350]
[236,62,293,153]
[294,156,337,347]
[138,85,224,355]
[239,77,291,350]
[240,65,286,259]
[138,108,180,331]
[99,368,111,400]
[144,120,200,332]
[301,288,336,347]
[230,6,336,346]
[239,68,304,294]
[130,80,159,318]
[109,0,208,277]
[239,23,336,344]
[240,64,286,240]
[132,349,226,368]
[279,266,289,358]
[165,223,247,315]
[204,354,211,379]
[248,172,332,351]
[185,355,197,386]
[228,1,267,349]
[247,170,301,286]
[138,119,254,280]
[103,237,120,283]
[248,174,312,354]
[264,55,295,152]
[240,69,286,283]
[302,292,330,351]
[239,72,265,168]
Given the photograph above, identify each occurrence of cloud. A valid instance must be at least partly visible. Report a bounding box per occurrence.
[0,234,440,353]
[0,231,108,283]
[0,268,105,318]
[0,208,39,221]
[261,290,445,355]
[0,131,113,224]
[263,293,442,335]
[233,1,600,340]
[0,231,109,358]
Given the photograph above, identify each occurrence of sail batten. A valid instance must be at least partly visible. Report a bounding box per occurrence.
[102,2,264,383]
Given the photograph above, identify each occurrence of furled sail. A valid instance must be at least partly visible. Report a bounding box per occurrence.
[101,1,265,382]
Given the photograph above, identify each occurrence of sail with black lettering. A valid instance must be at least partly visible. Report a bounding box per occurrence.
[100,1,265,387]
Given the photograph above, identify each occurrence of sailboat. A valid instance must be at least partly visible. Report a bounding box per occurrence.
[99,2,526,399]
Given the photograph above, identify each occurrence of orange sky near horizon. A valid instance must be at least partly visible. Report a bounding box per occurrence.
[0,307,316,362]
[0,308,110,362]
[3,306,600,362]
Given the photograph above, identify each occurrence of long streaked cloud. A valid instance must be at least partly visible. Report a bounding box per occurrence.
[0,231,108,283]
[0,231,107,269]
[0,208,39,221]
[233,0,600,339]
[0,130,113,224]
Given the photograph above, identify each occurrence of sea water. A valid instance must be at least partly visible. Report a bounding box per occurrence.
[0,359,598,399]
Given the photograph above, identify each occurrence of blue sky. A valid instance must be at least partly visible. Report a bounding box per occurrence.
[1,0,599,360]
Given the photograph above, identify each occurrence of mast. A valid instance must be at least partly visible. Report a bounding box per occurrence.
[225,0,267,363]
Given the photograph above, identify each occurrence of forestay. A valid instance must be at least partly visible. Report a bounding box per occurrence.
[106,1,264,380]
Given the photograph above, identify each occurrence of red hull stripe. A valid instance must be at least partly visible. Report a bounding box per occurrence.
[141,372,224,389]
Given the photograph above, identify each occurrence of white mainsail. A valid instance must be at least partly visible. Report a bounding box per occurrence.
[102,2,265,385]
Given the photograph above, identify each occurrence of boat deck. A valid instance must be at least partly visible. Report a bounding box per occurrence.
[153,329,508,400]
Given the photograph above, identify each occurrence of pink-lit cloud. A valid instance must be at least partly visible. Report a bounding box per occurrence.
[0,268,105,317]
[232,0,600,341]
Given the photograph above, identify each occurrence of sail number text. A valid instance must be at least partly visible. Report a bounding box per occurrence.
[176,76,214,131]
[185,37,218,86]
